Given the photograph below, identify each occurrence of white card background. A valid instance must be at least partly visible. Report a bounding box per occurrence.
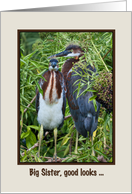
[1,11,131,193]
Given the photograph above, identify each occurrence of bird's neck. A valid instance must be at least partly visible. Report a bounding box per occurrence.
[41,71,62,104]
[61,58,79,80]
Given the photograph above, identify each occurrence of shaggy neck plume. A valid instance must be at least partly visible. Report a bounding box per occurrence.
[62,58,79,81]
[41,71,63,104]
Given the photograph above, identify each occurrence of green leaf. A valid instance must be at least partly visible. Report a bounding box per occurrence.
[26,131,37,149]
[87,89,97,92]
[76,81,81,99]
[23,51,36,60]
[21,126,31,139]
[94,149,109,160]
[89,95,97,102]
[63,156,76,162]
[20,151,27,162]
[90,155,99,162]
[78,154,88,160]
[21,130,31,139]
[26,140,32,150]
[76,88,88,98]
[34,155,43,162]
[64,144,69,156]
[109,157,113,162]
[37,157,43,162]
[30,61,40,70]
[103,113,110,136]
[61,137,70,147]
[28,125,40,130]
[35,80,43,96]
[72,79,81,86]
[20,58,28,66]
[93,99,97,112]
[78,136,87,141]
[95,141,102,150]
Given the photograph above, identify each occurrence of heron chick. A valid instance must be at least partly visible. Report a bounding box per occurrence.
[36,59,66,162]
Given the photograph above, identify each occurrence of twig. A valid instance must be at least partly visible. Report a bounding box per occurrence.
[27,155,69,162]
[103,48,112,60]
[21,142,39,157]
[90,39,109,72]
[20,94,37,134]
[24,94,37,113]
[102,141,111,149]
[44,157,69,163]
[64,115,71,120]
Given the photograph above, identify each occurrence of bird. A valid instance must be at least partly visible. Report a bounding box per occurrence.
[48,45,100,155]
[36,58,66,162]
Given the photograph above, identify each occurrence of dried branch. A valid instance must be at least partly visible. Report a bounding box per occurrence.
[64,115,71,120]
[44,157,68,163]
[90,38,109,72]
[24,94,37,113]
[102,141,111,149]
[20,94,37,134]
[97,155,107,162]
[103,48,112,60]
[21,142,39,157]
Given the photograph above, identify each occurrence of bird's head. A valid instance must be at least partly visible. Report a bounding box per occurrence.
[48,45,84,60]
[49,59,59,71]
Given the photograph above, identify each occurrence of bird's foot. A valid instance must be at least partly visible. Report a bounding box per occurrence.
[51,154,57,162]
[51,154,61,162]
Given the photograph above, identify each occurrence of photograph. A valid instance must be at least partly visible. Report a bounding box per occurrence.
[19,30,114,164]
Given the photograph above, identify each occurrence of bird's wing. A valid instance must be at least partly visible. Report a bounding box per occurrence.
[35,70,49,113]
[66,64,100,137]
[72,64,100,116]
[55,72,66,130]
[66,72,79,110]
[60,72,66,119]
[60,72,66,118]
[35,87,40,113]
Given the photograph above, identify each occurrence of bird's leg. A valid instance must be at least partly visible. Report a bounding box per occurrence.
[75,131,78,154]
[38,124,44,157]
[54,127,57,161]
[91,135,95,156]
[52,128,57,162]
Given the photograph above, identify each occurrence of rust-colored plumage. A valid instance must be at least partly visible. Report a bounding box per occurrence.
[39,71,63,104]
[62,58,79,80]
[55,71,63,99]
[49,72,54,102]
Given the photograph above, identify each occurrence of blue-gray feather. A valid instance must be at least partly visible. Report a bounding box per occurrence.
[67,64,100,137]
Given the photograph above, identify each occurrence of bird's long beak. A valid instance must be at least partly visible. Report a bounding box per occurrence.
[48,50,71,59]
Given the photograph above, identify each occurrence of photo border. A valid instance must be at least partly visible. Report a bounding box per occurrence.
[18,29,115,165]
